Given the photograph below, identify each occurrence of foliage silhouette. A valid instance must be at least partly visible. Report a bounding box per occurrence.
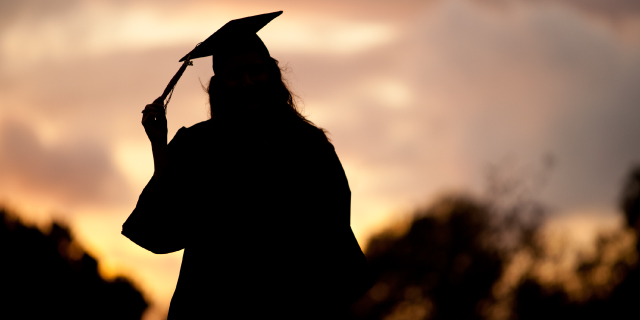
[348,165,640,320]
[513,166,640,320]
[3,164,638,319]
[348,193,543,320]
[0,208,147,319]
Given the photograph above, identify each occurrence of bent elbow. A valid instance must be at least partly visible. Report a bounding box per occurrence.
[147,246,180,255]
[121,229,184,254]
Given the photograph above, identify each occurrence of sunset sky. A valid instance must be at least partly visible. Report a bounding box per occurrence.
[1,0,640,318]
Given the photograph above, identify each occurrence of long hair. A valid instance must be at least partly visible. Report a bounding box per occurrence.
[206,57,329,141]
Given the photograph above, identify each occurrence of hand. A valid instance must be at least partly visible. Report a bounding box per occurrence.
[141,97,167,146]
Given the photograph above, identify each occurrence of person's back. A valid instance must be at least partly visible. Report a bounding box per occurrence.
[122,11,372,318]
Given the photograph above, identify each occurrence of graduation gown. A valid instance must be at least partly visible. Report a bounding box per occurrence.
[122,118,372,319]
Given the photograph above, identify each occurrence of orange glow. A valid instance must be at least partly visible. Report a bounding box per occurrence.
[2,1,640,318]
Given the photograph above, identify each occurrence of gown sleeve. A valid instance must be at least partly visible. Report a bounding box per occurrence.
[121,126,193,254]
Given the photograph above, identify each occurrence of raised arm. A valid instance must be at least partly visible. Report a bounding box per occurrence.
[141,97,169,182]
[122,100,192,254]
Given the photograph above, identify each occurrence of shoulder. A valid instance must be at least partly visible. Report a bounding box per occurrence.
[165,120,214,157]
[288,122,340,166]
[186,119,213,133]
[294,121,331,148]
[182,119,213,137]
[169,120,213,143]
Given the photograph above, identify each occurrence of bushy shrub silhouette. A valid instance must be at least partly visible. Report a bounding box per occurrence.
[349,165,640,320]
[513,166,640,320]
[349,194,543,320]
[0,209,147,319]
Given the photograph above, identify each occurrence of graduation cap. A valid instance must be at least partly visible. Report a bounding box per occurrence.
[158,11,282,109]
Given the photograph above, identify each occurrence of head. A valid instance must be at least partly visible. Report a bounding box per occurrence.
[209,51,280,116]
[207,51,324,136]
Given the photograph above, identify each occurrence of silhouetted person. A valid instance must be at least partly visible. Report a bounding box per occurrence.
[122,12,371,319]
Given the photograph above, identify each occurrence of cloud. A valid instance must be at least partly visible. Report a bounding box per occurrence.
[2,0,640,313]
[558,0,640,20]
[0,0,79,29]
[277,0,640,224]
[0,0,408,70]
[471,0,640,19]
[2,0,638,231]
[0,119,132,208]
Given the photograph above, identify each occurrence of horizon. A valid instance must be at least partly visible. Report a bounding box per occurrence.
[2,0,640,318]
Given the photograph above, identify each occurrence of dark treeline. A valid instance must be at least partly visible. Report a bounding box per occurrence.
[2,165,639,320]
[0,209,147,319]
[349,166,640,320]
[512,166,640,320]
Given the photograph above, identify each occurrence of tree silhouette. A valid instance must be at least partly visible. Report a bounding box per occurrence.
[4,164,639,320]
[348,193,543,320]
[513,166,640,320]
[0,208,147,319]
[348,165,640,320]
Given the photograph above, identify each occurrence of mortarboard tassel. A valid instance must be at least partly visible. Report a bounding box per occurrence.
[160,53,194,113]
